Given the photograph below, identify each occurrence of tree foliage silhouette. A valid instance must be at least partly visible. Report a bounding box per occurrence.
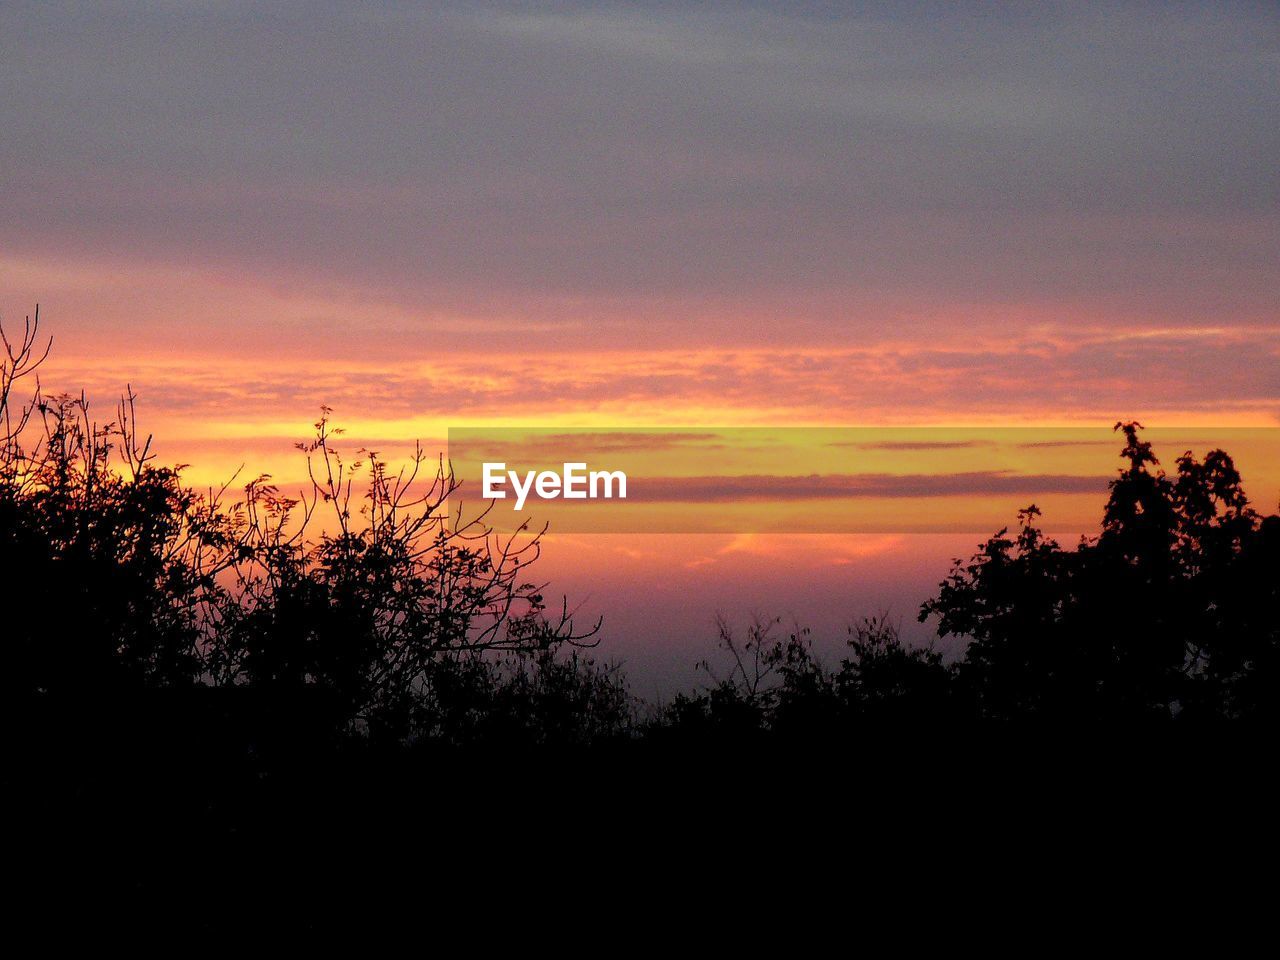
[4,307,1279,752]
[6,306,1280,924]
[1,309,613,748]
[921,422,1280,722]
[655,613,955,741]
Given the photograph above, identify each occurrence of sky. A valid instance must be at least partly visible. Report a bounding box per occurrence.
[2,1,1277,690]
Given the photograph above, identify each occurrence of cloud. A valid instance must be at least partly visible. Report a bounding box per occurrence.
[714,532,906,564]
[30,325,1280,450]
[1,2,1275,339]
[449,431,727,459]
[622,472,1109,503]
[833,441,993,451]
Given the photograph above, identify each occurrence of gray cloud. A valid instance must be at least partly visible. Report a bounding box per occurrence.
[3,1,1277,350]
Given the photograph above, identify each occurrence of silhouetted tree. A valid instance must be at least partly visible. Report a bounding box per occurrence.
[6,304,1278,766]
[1,308,606,748]
[3,315,209,702]
[657,613,954,740]
[921,422,1280,722]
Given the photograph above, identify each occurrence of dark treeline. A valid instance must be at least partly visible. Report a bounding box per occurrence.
[668,422,1280,735]
[4,311,1280,754]
[5,310,1280,909]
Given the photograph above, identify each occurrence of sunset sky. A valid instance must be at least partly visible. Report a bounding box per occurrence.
[3,2,1277,689]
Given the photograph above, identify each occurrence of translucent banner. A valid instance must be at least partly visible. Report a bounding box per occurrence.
[445,427,1280,534]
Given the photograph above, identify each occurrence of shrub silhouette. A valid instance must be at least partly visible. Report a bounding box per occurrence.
[3,391,203,699]
[1,309,610,749]
[655,613,956,742]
